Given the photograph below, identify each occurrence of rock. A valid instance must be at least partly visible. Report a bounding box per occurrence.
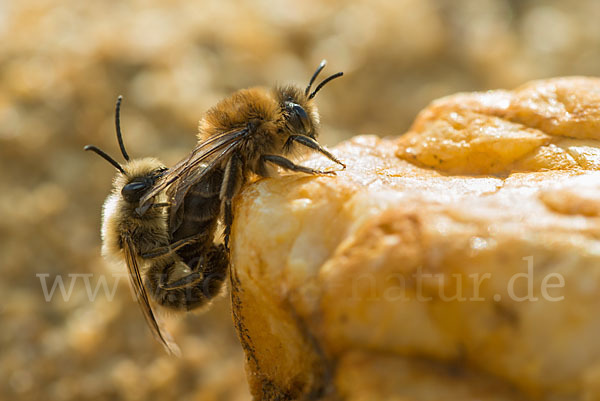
[229,77,600,400]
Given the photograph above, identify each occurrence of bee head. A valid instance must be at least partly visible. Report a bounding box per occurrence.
[84,96,166,208]
[120,162,166,204]
[283,99,315,138]
[121,179,149,203]
[278,60,343,139]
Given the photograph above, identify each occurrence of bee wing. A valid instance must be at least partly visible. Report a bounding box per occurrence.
[166,136,244,228]
[139,127,249,224]
[123,236,181,357]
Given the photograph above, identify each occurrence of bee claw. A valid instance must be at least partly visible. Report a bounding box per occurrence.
[315,170,336,176]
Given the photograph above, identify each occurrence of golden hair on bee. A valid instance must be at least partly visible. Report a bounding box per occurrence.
[99,157,168,265]
[199,88,282,141]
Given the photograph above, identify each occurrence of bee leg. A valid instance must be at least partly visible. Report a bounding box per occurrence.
[224,202,232,250]
[160,243,229,290]
[221,155,243,250]
[159,271,203,290]
[151,202,170,209]
[140,233,204,259]
[286,135,346,169]
[261,154,336,175]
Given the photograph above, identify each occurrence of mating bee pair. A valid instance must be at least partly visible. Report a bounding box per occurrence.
[86,61,345,355]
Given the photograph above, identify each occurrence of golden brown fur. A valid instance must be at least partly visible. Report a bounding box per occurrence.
[198,86,319,177]
[101,158,169,265]
[199,87,283,141]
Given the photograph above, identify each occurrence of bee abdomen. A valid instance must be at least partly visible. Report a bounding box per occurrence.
[176,230,216,268]
[145,244,228,311]
[183,210,219,224]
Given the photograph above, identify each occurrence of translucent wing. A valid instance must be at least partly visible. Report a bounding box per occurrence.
[139,127,249,226]
[123,236,181,357]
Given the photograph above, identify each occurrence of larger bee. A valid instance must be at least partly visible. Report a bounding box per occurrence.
[85,97,228,356]
[140,60,345,249]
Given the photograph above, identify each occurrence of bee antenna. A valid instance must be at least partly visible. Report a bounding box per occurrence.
[305,59,327,96]
[84,145,126,174]
[115,95,130,161]
[308,72,343,100]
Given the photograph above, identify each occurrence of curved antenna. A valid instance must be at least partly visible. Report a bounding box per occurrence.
[115,96,130,161]
[84,145,126,174]
[305,60,327,96]
[308,72,343,99]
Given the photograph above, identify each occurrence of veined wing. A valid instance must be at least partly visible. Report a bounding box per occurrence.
[166,137,243,230]
[123,236,181,357]
[139,127,249,213]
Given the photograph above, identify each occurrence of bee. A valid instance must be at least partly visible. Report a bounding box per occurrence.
[140,60,345,248]
[85,97,228,356]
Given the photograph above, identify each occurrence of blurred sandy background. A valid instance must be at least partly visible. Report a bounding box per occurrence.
[1,0,600,400]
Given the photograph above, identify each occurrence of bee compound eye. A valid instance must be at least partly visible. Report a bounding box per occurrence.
[285,102,311,135]
[122,180,150,203]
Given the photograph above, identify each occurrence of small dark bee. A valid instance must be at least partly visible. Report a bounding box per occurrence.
[85,97,228,356]
[140,60,345,248]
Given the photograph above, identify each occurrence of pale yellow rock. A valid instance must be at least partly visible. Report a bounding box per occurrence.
[230,77,600,400]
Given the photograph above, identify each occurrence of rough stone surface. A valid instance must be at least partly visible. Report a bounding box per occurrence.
[231,77,600,400]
